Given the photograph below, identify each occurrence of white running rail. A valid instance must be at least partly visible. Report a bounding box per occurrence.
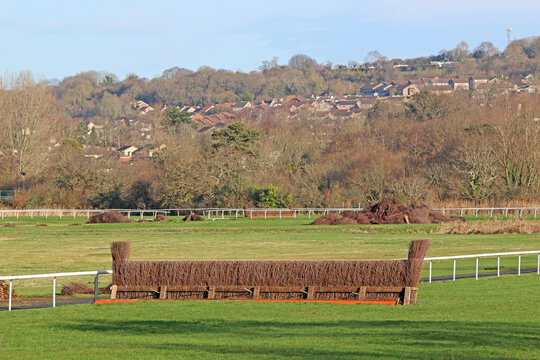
[423,250,540,283]
[0,270,112,311]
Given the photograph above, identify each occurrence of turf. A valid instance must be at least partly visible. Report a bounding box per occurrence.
[1,216,539,296]
[0,275,538,359]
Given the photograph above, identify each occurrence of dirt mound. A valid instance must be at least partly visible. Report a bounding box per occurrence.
[60,282,111,296]
[35,224,48,227]
[0,280,17,300]
[136,219,150,223]
[87,211,131,224]
[312,197,463,225]
[184,213,204,222]
[154,214,170,222]
[68,223,81,226]
[3,224,16,227]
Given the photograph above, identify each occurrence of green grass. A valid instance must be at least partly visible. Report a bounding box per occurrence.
[0,275,539,359]
[1,216,539,296]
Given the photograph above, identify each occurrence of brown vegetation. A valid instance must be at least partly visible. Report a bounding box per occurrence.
[60,282,111,296]
[312,198,462,225]
[0,280,17,300]
[154,214,170,222]
[87,211,131,224]
[437,218,540,234]
[184,213,204,222]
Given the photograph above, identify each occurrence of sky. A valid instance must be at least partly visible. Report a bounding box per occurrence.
[1,0,539,81]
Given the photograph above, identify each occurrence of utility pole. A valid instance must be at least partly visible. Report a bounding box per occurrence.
[506,27,513,46]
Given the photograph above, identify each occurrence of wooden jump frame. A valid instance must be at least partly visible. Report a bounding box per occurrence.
[111,285,418,305]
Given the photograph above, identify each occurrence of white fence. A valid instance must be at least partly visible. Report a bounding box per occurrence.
[0,270,112,311]
[0,208,361,220]
[0,206,538,219]
[435,207,539,218]
[2,250,539,311]
[422,250,540,283]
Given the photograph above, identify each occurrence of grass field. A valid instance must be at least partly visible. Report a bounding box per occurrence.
[0,275,539,359]
[1,216,539,295]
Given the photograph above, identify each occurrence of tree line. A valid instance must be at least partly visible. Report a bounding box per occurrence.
[0,70,538,209]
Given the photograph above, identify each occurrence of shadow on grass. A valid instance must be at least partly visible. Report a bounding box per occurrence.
[59,319,540,359]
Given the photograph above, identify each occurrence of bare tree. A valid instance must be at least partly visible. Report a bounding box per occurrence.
[0,72,59,178]
[453,143,498,202]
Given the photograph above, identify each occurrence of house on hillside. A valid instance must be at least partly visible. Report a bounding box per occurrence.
[117,145,142,157]
[335,99,361,110]
[449,78,470,91]
[180,105,200,113]
[397,83,421,97]
[427,77,451,86]
[425,84,454,95]
[199,104,215,114]
[232,101,252,111]
[358,83,385,96]
[357,97,377,108]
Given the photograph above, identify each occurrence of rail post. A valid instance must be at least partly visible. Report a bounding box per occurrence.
[475,257,479,280]
[453,259,456,281]
[538,253,540,275]
[8,280,12,311]
[429,260,432,283]
[94,273,99,302]
[52,277,56,308]
[308,210,311,219]
[497,256,500,277]
[518,255,521,276]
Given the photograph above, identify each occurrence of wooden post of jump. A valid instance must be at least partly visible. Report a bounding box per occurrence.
[306,286,315,300]
[207,286,216,299]
[358,286,366,300]
[403,287,412,305]
[159,286,167,300]
[110,285,118,300]
[253,286,260,299]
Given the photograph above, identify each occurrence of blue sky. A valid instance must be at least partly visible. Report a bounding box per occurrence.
[1,0,539,80]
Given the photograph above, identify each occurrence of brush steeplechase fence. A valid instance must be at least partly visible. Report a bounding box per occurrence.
[2,249,538,311]
[109,240,431,305]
